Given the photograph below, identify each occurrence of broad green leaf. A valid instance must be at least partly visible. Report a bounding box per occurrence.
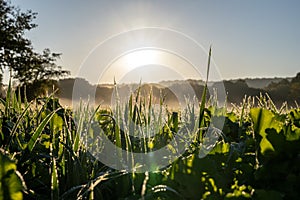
[250,108,283,155]
[0,153,23,200]
[265,128,285,154]
[250,108,282,136]
[259,137,275,156]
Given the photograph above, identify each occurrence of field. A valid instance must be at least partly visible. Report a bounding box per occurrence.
[1,79,300,200]
[2,0,300,199]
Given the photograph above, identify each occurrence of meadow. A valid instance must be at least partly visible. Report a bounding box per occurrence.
[1,50,300,200]
[1,1,300,199]
[1,76,300,200]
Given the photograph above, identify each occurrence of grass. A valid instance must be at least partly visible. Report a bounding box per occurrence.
[1,49,300,199]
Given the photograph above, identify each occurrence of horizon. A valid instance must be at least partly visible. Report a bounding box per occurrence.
[3,73,297,87]
[47,73,299,86]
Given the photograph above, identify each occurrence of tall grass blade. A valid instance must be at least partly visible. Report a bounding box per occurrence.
[5,78,12,116]
[74,101,87,153]
[28,108,60,151]
[51,148,59,200]
[17,87,22,112]
[198,46,212,142]
[113,82,122,149]
[5,103,31,150]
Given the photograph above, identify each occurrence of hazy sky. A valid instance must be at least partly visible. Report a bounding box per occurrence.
[10,0,300,84]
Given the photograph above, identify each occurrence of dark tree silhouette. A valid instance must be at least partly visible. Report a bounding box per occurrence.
[0,0,69,100]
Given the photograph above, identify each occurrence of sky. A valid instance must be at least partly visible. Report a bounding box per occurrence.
[9,0,300,84]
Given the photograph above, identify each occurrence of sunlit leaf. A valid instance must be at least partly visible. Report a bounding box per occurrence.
[0,153,23,200]
[250,108,283,155]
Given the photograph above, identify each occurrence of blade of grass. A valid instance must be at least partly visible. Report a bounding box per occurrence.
[198,46,212,142]
[28,108,61,151]
[51,144,59,200]
[5,77,12,116]
[5,103,32,150]
[74,100,87,153]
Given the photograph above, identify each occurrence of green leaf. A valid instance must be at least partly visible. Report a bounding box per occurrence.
[0,152,23,200]
[52,113,64,131]
[209,141,230,155]
[289,108,300,127]
[265,128,285,154]
[227,112,238,123]
[250,108,283,155]
[250,108,281,135]
[285,124,300,141]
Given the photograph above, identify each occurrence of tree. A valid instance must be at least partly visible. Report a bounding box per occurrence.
[289,72,300,103]
[0,0,69,100]
[16,48,70,100]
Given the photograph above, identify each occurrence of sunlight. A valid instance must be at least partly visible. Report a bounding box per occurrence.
[98,48,201,84]
[99,49,164,83]
[123,49,160,68]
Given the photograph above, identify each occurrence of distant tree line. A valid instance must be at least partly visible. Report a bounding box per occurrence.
[56,73,300,107]
[266,72,300,106]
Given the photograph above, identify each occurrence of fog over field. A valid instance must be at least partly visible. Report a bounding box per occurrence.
[57,72,300,108]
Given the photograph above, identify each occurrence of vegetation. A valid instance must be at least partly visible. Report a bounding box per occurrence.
[0,0,69,100]
[1,1,300,199]
[1,79,300,199]
[1,48,300,200]
[266,72,300,105]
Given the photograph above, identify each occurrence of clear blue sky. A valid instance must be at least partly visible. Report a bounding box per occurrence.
[10,0,300,83]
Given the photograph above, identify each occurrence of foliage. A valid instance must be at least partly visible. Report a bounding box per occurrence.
[0,151,23,200]
[0,0,69,99]
[266,72,300,105]
[0,42,299,199]
[1,1,299,199]
[0,80,300,199]
[0,0,36,71]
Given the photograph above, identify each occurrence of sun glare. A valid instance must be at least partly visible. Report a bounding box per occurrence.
[99,49,163,83]
[98,48,200,83]
[123,49,160,68]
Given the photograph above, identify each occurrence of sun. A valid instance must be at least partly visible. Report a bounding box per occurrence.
[98,48,200,83]
[99,49,162,83]
[122,49,161,69]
